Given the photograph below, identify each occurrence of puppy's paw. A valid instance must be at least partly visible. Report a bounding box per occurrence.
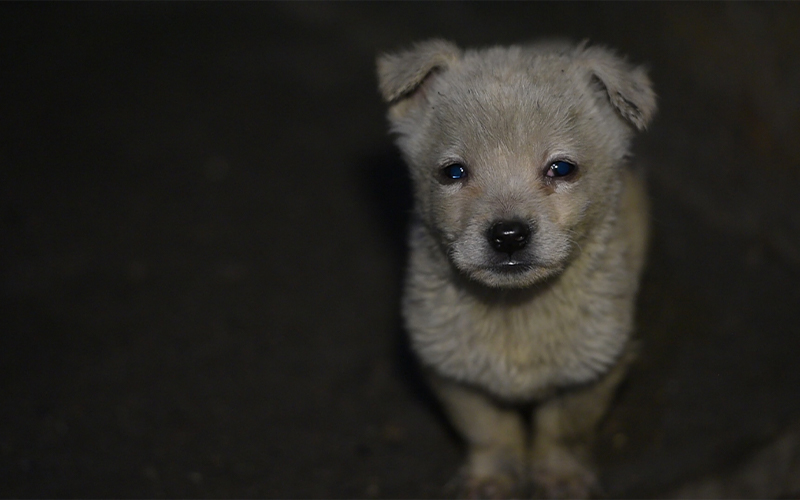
[530,448,599,499]
[448,471,525,500]
[446,461,527,500]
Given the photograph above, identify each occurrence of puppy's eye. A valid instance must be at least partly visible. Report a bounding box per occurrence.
[547,160,576,178]
[441,163,468,181]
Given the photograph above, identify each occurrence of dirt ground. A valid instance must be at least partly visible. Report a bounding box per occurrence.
[3,3,800,498]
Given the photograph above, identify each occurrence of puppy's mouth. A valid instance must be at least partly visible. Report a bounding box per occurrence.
[447,237,564,287]
[490,259,533,274]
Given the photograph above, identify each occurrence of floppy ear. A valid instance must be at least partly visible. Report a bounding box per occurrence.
[377,39,461,105]
[578,43,657,131]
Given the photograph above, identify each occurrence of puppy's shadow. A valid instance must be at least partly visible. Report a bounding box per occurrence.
[357,145,413,260]
[356,143,457,438]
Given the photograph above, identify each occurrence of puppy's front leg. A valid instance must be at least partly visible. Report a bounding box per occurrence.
[428,371,527,498]
[530,352,633,499]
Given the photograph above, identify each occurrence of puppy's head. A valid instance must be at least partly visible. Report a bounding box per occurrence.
[378,40,656,288]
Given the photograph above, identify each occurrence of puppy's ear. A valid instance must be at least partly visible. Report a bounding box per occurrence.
[377,39,461,114]
[578,43,657,131]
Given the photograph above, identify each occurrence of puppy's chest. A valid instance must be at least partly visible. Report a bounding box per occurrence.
[408,287,628,400]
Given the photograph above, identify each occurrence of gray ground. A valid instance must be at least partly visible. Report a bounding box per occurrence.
[2,2,800,498]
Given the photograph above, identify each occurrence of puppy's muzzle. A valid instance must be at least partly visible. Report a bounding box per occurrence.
[488,220,531,256]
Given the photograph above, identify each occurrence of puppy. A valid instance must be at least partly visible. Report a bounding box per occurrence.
[377,39,655,498]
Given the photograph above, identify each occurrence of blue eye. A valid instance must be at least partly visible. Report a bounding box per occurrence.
[442,163,467,181]
[548,160,575,178]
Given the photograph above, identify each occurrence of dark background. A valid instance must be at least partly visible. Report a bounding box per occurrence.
[3,2,800,498]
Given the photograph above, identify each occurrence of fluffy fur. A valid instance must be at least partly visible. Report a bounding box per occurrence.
[378,39,655,498]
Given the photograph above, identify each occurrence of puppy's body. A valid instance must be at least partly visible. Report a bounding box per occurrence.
[378,40,655,498]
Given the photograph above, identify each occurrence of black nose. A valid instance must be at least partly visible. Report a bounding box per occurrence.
[488,220,530,255]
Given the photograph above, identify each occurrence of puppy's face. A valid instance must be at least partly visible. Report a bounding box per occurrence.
[379,42,655,288]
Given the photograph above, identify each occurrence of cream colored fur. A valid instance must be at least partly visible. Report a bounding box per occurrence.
[377,39,655,498]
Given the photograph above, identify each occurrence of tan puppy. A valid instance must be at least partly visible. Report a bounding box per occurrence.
[377,39,655,498]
